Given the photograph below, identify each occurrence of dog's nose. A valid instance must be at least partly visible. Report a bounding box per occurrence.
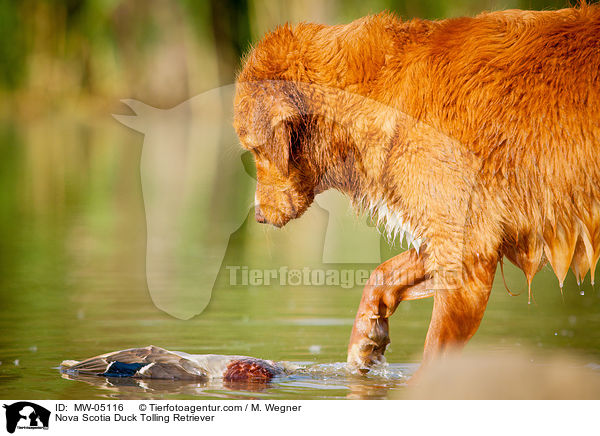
[255,206,267,224]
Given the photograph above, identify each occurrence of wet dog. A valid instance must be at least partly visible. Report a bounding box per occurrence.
[233,6,600,372]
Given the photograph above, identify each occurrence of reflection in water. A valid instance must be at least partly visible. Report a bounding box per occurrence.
[59,362,414,400]
[60,373,275,399]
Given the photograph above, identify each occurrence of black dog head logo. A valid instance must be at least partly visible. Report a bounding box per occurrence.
[3,402,50,433]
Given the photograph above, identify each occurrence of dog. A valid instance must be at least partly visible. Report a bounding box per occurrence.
[233,5,600,372]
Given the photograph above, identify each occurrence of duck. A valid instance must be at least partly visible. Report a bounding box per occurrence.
[60,345,298,382]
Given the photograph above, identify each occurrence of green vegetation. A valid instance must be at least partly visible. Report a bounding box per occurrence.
[0,0,576,116]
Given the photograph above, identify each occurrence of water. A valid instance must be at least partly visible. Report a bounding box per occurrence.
[57,363,414,400]
[1,117,599,399]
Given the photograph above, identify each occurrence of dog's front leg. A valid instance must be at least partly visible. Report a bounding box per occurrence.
[421,253,498,362]
[347,248,434,370]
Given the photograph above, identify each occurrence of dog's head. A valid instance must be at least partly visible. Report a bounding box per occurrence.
[234,79,322,227]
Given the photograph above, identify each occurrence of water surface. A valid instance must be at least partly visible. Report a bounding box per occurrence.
[1,118,599,399]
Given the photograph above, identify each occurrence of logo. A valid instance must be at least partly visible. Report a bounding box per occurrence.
[113,87,385,320]
[3,402,50,434]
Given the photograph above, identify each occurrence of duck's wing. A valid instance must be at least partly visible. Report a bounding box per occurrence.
[60,345,208,380]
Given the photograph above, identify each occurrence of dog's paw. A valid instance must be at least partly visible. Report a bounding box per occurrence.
[347,318,390,372]
[347,339,388,373]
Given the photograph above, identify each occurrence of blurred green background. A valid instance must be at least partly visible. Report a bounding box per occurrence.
[0,0,575,115]
[1,0,599,400]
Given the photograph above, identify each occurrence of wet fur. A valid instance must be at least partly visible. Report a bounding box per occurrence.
[234,6,600,367]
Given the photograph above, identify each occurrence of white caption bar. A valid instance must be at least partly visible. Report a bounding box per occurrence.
[0,400,597,435]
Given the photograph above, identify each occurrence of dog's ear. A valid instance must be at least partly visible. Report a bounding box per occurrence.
[267,121,290,176]
[263,96,298,177]
[242,80,301,177]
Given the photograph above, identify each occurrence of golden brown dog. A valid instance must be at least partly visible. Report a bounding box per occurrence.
[233,5,600,372]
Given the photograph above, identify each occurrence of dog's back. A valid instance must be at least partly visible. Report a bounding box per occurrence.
[368,7,600,288]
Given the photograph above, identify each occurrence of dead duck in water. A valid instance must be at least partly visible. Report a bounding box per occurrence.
[60,345,297,382]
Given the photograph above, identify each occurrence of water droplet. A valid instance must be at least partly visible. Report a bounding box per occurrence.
[13,359,19,366]
[580,290,585,296]
[554,332,558,336]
